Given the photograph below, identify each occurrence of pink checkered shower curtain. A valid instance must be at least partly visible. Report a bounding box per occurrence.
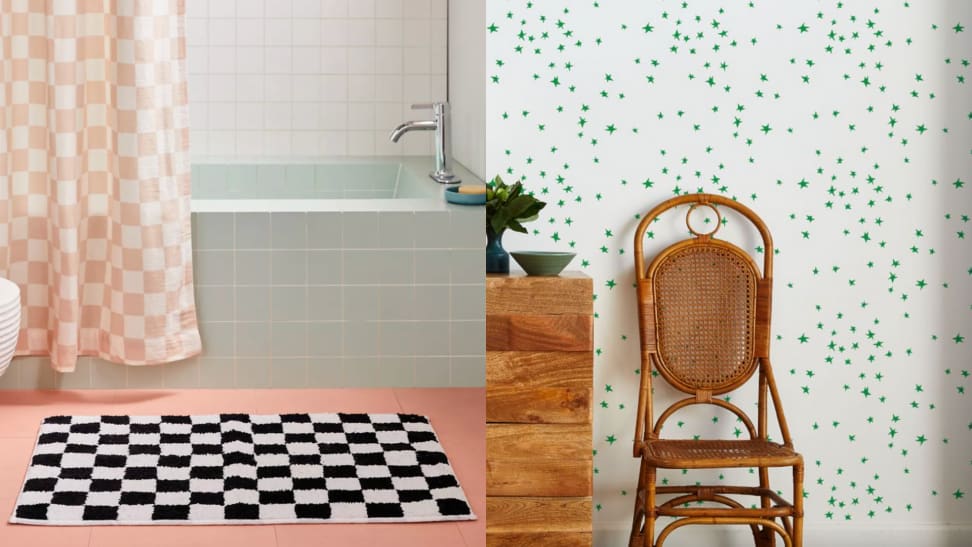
[0,0,201,371]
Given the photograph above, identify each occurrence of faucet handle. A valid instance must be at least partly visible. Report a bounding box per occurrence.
[410,102,447,111]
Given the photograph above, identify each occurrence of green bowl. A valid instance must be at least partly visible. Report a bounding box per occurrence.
[510,251,576,276]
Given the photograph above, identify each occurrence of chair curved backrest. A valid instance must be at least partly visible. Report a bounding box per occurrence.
[633,194,790,451]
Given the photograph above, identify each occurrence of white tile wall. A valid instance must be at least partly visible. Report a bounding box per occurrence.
[446,0,485,178]
[187,0,448,158]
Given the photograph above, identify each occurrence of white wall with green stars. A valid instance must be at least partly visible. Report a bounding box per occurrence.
[485,1,970,544]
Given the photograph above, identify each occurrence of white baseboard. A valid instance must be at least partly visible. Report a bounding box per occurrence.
[595,521,972,546]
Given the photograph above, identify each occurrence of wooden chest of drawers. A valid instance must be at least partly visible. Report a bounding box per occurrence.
[485,272,593,547]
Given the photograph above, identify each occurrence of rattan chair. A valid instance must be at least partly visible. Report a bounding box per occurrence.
[629,194,803,547]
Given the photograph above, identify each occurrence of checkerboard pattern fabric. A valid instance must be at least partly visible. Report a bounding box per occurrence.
[0,0,200,370]
[11,413,476,525]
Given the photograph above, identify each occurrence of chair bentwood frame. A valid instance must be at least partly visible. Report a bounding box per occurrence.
[630,194,803,547]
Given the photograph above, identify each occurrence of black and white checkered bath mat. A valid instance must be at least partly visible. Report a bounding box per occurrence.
[11,413,475,525]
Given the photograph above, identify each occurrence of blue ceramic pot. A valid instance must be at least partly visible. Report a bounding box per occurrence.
[486,226,509,274]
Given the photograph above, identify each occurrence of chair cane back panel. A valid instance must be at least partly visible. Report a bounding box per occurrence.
[649,239,760,395]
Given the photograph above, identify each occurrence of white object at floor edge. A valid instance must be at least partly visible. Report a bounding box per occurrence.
[0,277,21,378]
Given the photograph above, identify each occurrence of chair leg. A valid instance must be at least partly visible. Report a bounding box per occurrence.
[629,492,645,546]
[645,466,656,546]
[628,461,644,547]
[757,467,775,547]
[792,463,805,547]
[629,508,645,547]
[755,526,777,547]
[629,462,655,547]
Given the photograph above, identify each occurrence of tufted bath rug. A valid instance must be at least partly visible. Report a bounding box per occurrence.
[11,413,475,525]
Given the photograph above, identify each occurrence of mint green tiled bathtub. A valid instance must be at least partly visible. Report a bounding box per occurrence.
[184,156,486,390]
[190,156,468,206]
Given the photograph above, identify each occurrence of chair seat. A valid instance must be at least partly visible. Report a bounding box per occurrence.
[643,439,802,469]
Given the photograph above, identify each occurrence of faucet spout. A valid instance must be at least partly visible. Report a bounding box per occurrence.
[389,102,461,184]
[389,120,437,143]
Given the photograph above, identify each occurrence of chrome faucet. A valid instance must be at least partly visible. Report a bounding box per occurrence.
[389,102,461,184]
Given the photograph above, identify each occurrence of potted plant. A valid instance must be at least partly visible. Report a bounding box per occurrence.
[485,176,546,273]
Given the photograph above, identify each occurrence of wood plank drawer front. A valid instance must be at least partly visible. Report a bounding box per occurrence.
[486,424,592,497]
[486,351,591,424]
[486,532,593,547]
[486,496,592,533]
[485,274,593,547]
[486,314,593,351]
[487,459,592,498]
[487,273,593,316]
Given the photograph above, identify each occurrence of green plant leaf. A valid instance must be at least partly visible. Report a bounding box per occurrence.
[521,201,546,219]
[491,208,512,233]
[507,218,528,233]
[508,182,523,199]
[504,195,537,219]
[485,175,547,233]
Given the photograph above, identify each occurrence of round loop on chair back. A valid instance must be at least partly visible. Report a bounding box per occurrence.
[685,203,721,237]
[648,239,759,394]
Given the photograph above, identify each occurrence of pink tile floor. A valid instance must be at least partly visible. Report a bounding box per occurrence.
[0,388,485,547]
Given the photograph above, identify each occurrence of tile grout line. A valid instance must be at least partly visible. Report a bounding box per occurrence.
[303,214,310,387]
[266,213,275,388]
[339,212,346,386]
[390,388,407,415]
[375,212,383,388]
[232,212,239,389]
